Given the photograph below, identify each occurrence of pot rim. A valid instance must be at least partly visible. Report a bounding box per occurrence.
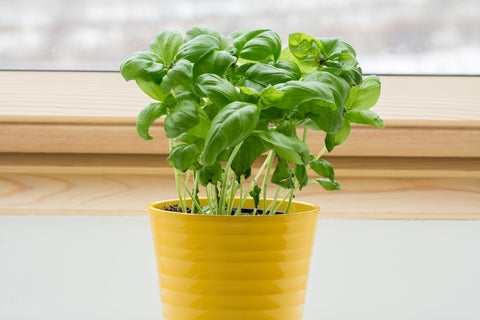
[148,197,320,217]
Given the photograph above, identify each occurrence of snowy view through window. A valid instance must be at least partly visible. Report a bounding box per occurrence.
[1,0,479,74]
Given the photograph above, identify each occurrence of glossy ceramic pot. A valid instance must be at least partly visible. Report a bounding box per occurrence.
[148,198,320,320]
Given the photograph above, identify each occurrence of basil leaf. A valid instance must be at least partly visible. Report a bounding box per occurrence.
[249,185,262,209]
[245,63,299,87]
[317,38,362,86]
[119,52,167,100]
[196,73,239,107]
[198,161,223,186]
[233,29,282,62]
[185,26,229,50]
[288,32,322,66]
[164,100,200,138]
[259,131,309,165]
[345,75,381,110]
[313,178,341,191]
[161,59,194,93]
[295,100,344,133]
[201,102,260,166]
[186,108,211,139]
[294,164,308,190]
[193,50,236,78]
[345,110,385,129]
[275,81,337,110]
[279,47,316,74]
[310,159,335,181]
[167,143,201,172]
[325,118,351,152]
[259,85,284,109]
[275,120,297,138]
[231,135,267,178]
[175,35,224,63]
[271,157,294,189]
[136,103,167,140]
[150,30,183,66]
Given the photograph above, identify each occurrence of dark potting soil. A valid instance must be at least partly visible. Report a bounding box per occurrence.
[164,205,285,215]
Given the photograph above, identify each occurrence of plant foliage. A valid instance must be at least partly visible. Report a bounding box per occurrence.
[120,27,384,215]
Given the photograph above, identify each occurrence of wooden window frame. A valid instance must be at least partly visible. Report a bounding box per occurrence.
[1,71,479,219]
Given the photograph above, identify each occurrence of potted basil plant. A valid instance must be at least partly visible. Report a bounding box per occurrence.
[120,26,383,320]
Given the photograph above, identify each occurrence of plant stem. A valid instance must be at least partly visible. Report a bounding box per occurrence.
[178,173,205,214]
[261,151,276,214]
[239,150,274,209]
[206,183,215,214]
[266,185,283,214]
[228,177,239,216]
[314,146,327,161]
[302,127,308,143]
[170,139,186,212]
[218,143,243,215]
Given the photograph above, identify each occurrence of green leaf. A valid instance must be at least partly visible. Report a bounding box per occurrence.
[310,159,335,181]
[164,100,200,138]
[273,61,302,80]
[186,108,211,139]
[294,164,308,190]
[135,79,166,101]
[193,50,236,78]
[150,30,183,66]
[167,143,201,172]
[231,135,267,178]
[120,51,166,83]
[119,52,167,100]
[196,73,239,107]
[185,26,229,50]
[198,161,223,186]
[259,131,309,165]
[233,29,282,62]
[312,178,341,191]
[238,86,260,104]
[245,63,299,87]
[275,81,337,110]
[275,120,297,138]
[279,47,316,74]
[345,75,381,110]
[271,157,294,189]
[259,85,284,108]
[295,100,344,133]
[161,59,194,92]
[249,185,262,209]
[136,103,167,140]
[325,118,351,152]
[288,32,322,66]
[175,35,224,63]
[201,102,260,166]
[316,38,362,86]
[303,71,350,107]
[345,110,385,129]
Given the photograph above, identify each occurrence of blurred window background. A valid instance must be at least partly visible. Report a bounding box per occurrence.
[1,0,479,74]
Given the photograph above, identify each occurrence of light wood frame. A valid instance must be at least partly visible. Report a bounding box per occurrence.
[1,71,479,219]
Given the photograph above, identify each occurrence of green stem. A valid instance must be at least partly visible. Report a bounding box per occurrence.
[218,143,243,215]
[314,146,327,161]
[239,150,274,209]
[266,185,283,214]
[302,127,308,143]
[228,178,239,216]
[178,173,205,214]
[272,188,293,215]
[170,139,186,212]
[206,183,215,214]
[237,176,244,214]
[261,151,276,214]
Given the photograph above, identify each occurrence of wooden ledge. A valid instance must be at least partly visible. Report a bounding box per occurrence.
[0,72,479,219]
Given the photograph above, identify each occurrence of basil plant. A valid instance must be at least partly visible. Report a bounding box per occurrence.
[120,27,383,215]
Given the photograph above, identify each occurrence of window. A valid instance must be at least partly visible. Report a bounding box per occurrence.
[1,0,479,74]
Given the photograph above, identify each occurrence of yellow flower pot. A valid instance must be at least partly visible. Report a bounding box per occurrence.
[148,198,320,320]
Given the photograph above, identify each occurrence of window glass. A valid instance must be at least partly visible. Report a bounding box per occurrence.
[1,0,478,74]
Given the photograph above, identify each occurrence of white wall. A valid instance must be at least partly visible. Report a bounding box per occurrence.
[1,215,479,320]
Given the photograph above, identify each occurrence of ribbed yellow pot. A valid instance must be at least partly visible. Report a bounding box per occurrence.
[148,198,320,320]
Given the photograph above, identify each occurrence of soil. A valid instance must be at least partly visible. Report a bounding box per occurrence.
[164,205,285,215]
